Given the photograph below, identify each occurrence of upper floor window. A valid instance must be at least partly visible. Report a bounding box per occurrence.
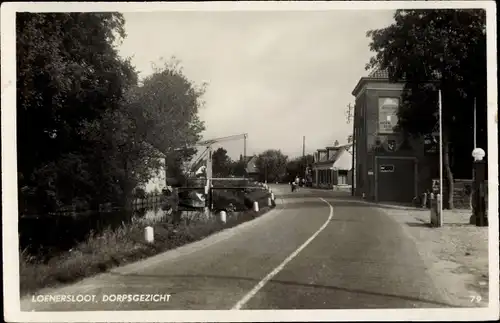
[378,97,400,134]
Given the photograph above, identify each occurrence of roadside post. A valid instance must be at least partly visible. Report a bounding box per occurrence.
[144,226,154,243]
[219,210,227,224]
[422,192,428,208]
[253,201,259,212]
[429,193,436,226]
[204,181,210,219]
[470,148,487,226]
[429,192,442,227]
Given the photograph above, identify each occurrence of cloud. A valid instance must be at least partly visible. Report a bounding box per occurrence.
[118,10,395,160]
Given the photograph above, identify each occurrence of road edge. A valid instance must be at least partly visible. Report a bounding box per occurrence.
[19,196,287,305]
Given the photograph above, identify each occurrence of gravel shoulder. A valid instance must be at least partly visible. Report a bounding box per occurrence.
[382,207,489,307]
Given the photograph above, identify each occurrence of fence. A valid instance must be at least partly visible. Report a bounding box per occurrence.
[428,178,490,210]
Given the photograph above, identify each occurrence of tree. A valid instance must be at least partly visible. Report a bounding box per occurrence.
[16,12,138,213]
[256,150,288,183]
[16,13,206,214]
[286,154,314,182]
[286,157,302,182]
[129,57,206,154]
[129,58,206,190]
[366,9,486,209]
[230,154,246,177]
[212,147,232,177]
[334,140,339,146]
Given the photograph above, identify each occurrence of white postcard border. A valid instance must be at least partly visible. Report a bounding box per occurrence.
[2,1,498,322]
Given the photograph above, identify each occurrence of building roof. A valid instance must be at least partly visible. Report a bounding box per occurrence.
[353,67,442,96]
[352,68,399,96]
[368,68,389,79]
[314,144,353,170]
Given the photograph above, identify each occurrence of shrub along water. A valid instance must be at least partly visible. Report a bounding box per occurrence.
[20,194,276,296]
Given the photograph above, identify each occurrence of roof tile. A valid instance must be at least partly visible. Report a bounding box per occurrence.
[367,68,389,79]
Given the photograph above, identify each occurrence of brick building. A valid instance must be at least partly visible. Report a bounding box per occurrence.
[351,69,439,203]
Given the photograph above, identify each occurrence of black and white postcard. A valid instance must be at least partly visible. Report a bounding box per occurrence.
[2,1,498,322]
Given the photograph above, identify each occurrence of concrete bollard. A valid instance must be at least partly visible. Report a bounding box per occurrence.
[268,197,272,206]
[144,226,154,243]
[422,192,428,208]
[220,210,227,223]
[437,193,443,227]
[430,193,443,227]
[253,201,259,212]
[429,193,436,225]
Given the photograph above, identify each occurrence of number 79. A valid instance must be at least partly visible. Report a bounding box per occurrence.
[470,295,482,303]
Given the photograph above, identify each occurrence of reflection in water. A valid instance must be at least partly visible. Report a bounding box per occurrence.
[133,206,172,224]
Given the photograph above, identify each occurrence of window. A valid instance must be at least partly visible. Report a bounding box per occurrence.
[380,164,395,172]
[378,97,399,134]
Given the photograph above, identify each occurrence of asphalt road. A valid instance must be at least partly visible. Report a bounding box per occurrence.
[21,185,453,311]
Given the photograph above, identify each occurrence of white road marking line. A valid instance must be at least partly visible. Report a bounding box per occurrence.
[231,197,334,310]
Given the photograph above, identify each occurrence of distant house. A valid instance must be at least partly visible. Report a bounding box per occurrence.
[311,143,353,190]
[244,155,260,181]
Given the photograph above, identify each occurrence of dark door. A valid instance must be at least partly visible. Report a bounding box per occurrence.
[377,158,416,203]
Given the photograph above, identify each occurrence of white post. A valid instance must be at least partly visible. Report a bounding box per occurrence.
[437,193,443,227]
[204,207,210,218]
[271,193,275,200]
[438,89,444,220]
[429,193,435,225]
[144,226,154,243]
[253,201,259,212]
[220,210,227,223]
[268,197,272,206]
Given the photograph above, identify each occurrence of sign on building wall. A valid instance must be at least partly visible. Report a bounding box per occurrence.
[378,98,399,134]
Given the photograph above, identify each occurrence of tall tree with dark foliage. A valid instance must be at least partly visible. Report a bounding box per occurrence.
[366,9,487,209]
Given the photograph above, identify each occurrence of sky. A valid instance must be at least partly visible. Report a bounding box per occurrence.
[117,10,396,161]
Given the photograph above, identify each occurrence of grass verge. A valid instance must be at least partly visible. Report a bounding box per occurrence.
[19,205,275,297]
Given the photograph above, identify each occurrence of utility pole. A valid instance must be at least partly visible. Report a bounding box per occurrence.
[346,103,355,196]
[303,135,306,176]
[243,134,247,161]
[302,136,306,159]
